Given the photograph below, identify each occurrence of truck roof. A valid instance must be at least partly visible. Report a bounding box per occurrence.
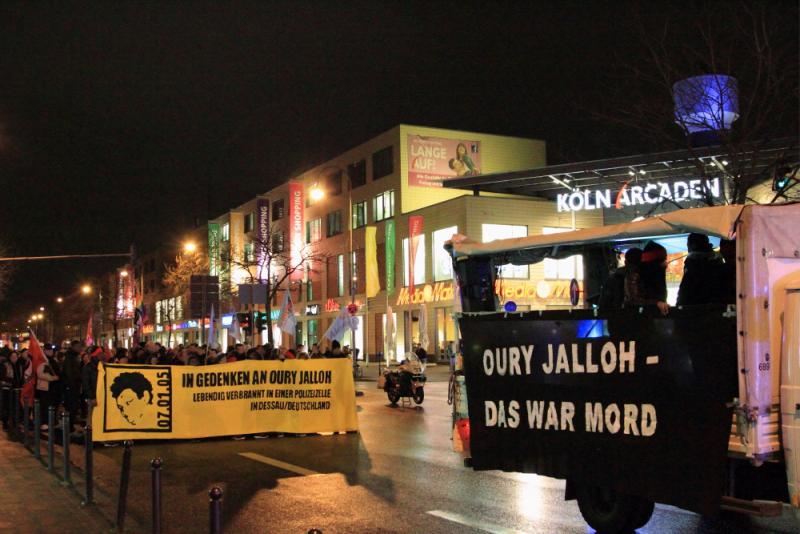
[451,204,745,259]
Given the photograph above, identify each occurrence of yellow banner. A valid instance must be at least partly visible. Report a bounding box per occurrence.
[92,359,358,441]
[365,225,380,298]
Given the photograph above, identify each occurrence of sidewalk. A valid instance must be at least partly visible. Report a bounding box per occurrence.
[0,432,112,533]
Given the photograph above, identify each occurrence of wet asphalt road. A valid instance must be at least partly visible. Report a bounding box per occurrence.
[84,367,799,534]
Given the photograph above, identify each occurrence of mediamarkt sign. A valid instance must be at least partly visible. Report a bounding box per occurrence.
[556,177,722,213]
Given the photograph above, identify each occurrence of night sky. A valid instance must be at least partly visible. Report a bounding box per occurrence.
[0,1,797,325]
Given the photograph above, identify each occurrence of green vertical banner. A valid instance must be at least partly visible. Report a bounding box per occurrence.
[208,223,220,276]
[385,219,395,296]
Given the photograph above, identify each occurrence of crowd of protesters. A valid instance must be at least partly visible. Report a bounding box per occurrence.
[0,337,354,434]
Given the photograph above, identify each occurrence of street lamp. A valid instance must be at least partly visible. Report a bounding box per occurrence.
[119,269,129,277]
[56,297,63,303]
[81,284,92,295]
[183,241,198,254]
[309,184,325,203]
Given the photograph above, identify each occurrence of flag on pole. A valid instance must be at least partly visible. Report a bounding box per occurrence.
[419,303,430,351]
[207,304,218,349]
[228,309,241,342]
[384,304,395,362]
[21,330,48,407]
[85,310,94,346]
[408,215,424,295]
[385,219,396,296]
[323,307,358,343]
[365,226,380,298]
[278,289,297,336]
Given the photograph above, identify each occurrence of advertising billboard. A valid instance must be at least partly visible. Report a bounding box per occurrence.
[407,134,481,188]
[288,182,304,281]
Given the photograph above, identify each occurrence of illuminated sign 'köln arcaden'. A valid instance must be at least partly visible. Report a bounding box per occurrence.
[556,177,722,213]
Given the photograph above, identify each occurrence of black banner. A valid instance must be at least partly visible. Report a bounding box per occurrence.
[460,306,737,515]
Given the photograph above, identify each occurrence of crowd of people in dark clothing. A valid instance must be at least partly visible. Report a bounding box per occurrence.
[600,233,736,314]
[0,337,353,434]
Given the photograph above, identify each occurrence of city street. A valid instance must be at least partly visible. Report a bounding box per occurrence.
[72,368,797,534]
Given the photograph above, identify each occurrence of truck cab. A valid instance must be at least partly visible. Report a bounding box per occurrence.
[448,203,800,532]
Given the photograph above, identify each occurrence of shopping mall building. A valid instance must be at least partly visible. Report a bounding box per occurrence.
[203,124,602,360]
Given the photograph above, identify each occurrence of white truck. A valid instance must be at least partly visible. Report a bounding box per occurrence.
[447,203,799,532]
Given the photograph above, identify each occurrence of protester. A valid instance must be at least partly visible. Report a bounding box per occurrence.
[677,233,724,306]
[625,241,670,315]
[35,344,59,427]
[600,247,643,309]
[325,340,345,358]
[81,347,105,430]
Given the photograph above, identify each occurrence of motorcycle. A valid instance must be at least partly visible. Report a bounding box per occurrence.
[383,352,426,405]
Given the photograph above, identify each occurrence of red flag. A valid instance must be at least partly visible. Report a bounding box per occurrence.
[408,215,424,296]
[20,331,47,407]
[85,310,94,346]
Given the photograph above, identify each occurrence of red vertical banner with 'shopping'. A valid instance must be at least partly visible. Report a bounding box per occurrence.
[289,182,304,281]
[408,215,424,295]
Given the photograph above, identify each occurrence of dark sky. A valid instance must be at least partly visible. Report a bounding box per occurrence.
[0,1,797,325]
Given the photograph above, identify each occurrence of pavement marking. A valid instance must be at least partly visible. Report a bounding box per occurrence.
[426,510,533,534]
[646,355,660,365]
[238,452,319,476]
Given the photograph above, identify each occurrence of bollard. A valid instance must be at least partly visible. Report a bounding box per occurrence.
[47,406,55,472]
[151,457,162,534]
[209,486,223,534]
[22,402,30,448]
[116,440,134,532]
[61,412,72,486]
[33,400,41,460]
[82,425,94,506]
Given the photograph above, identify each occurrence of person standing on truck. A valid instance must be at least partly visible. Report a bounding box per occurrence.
[599,247,643,309]
[677,233,724,306]
[624,241,670,315]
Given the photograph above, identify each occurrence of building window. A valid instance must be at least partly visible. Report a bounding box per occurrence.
[352,201,367,229]
[221,223,230,242]
[306,266,313,301]
[272,231,284,253]
[373,190,395,222]
[482,224,528,279]
[244,242,255,263]
[372,146,394,180]
[272,199,284,221]
[244,212,255,233]
[326,170,343,196]
[542,227,584,280]
[402,235,426,286]
[433,226,457,281]
[337,254,345,296]
[348,159,367,189]
[326,210,343,237]
[306,218,322,244]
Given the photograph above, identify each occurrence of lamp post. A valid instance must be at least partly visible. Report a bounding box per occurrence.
[183,241,203,346]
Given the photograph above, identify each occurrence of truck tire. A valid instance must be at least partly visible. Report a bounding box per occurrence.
[575,484,654,533]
